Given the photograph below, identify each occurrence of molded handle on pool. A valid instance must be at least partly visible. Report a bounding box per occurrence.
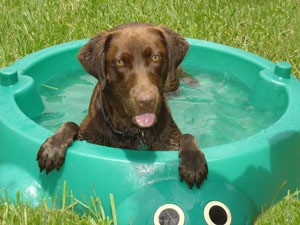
[249,63,289,112]
[0,67,19,86]
[274,62,291,79]
[13,74,45,118]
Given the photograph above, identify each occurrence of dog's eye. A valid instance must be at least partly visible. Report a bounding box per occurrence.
[116,60,125,67]
[151,55,161,62]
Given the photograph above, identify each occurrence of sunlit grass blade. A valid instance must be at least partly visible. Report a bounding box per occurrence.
[110,193,118,225]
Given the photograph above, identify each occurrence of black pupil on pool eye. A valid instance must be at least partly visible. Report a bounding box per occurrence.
[209,205,228,225]
[158,208,180,225]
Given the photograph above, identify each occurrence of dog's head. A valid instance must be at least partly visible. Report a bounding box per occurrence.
[78,23,189,128]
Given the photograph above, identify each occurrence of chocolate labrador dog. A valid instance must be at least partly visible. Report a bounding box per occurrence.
[37,22,208,188]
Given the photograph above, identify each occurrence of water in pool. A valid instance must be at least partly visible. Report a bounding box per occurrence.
[33,67,278,148]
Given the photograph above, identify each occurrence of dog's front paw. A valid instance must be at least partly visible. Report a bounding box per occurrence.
[36,121,79,174]
[36,137,67,174]
[179,150,208,189]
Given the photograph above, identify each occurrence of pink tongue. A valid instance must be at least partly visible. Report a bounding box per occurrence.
[135,113,156,128]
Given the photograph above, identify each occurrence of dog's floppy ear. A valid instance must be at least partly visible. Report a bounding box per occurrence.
[159,26,189,91]
[77,32,109,89]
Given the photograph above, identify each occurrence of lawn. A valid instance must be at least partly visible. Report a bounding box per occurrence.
[1,0,300,224]
[0,182,117,225]
[1,0,299,77]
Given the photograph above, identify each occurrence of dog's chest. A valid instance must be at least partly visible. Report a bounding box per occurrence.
[136,131,149,150]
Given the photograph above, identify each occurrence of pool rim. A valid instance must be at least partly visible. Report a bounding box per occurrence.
[1,37,299,164]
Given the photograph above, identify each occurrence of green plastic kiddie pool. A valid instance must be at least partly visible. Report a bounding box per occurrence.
[1,38,300,225]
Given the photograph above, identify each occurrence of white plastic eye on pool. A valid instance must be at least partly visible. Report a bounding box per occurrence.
[154,204,185,225]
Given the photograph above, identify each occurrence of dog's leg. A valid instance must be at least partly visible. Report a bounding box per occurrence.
[37,122,79,174]
[164,67,199,92]
[179,134,208,189]
[177,67,199,88]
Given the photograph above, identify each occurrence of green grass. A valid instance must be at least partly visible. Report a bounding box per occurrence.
[0,182,117,225]
[1,0,300,224]
[255,191,300,225]
[1,0,300,78]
